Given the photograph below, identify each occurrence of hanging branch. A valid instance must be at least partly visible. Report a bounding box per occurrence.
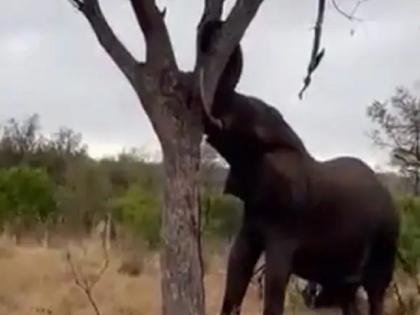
[299,0,326,100]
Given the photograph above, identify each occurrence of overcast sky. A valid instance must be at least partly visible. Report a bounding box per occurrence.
[1,0,419,168]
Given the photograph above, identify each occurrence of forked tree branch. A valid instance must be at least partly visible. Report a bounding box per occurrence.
[69,0,139,84]
[196,0,264,119]
[129,0,177,70]
[299,0,326,99]
[66,248,109,315]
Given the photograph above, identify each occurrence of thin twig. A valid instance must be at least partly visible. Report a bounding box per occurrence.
[331,0,364,22]
[299,0,326,100]
[65,237,109,315]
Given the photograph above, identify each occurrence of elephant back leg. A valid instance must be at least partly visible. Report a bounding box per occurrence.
[362,235,398,315]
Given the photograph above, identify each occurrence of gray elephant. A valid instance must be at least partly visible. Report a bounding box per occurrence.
[198,20,400,315]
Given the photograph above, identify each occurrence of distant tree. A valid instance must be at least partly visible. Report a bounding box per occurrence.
[367,87,420,194]
[48,127,87,157]
[0,114,44,167]
[56,158,112,234]
[35,126,89,185]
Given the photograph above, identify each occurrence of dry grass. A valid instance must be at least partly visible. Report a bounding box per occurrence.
[0,237,416,315]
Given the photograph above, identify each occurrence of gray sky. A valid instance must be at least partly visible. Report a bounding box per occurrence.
[1,0,419,168]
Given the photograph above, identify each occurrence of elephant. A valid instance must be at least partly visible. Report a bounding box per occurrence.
[198,20,400,315]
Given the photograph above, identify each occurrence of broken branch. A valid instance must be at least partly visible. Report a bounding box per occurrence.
[299,0,326,100]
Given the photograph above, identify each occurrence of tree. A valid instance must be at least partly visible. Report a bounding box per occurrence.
[0,114,44,167]
[367,87,420,195]
[64,0,361,313]
[56,158,112,234]
[66,1,267,314]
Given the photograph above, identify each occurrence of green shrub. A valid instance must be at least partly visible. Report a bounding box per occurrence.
[112,183,161,249]
[0,166,57,225]
[396,195,420,274]
[202,192,242,241]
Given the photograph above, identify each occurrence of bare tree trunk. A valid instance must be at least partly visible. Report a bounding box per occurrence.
[159,101,205,315]
[42,228,49,248]
[102,212,112,253]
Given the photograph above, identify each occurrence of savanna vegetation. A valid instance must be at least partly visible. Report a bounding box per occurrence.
[1,92,420,314]
[0,114,242,248]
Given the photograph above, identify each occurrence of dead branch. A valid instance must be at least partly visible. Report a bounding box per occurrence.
[68,0,139,84]
[298,0,368,98]
[65,232,109,315]
[196,0,264,117]
[299,0,326,100]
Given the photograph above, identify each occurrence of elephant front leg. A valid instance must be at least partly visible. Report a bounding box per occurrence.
[263,238,295,315]
[220,226,262,315]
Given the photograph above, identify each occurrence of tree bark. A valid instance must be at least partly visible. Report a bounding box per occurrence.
[158,89,205,315]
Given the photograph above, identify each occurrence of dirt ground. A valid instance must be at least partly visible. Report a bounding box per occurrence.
[0,237,413,315]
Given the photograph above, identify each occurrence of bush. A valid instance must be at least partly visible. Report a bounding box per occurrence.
[0,166,57,225]
[396,195,420,274]
[202,192,242,241]
[112,183,161,249]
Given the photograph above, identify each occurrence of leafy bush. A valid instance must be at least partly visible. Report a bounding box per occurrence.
[112,183,161,249]
[0,166,57,225]
[202,192,242,241]
[396,195,420,274]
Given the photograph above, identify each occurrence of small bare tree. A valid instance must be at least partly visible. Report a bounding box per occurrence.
[65,1,266,314]
[367,87,420,195]
[66,249,109,315]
